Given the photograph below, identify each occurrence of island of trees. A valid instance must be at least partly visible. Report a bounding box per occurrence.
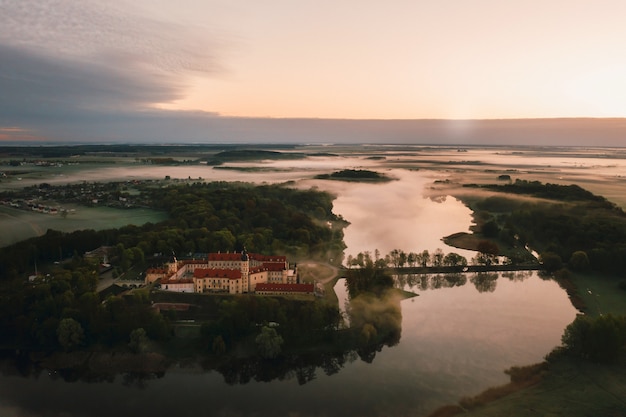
[314,169,393,182]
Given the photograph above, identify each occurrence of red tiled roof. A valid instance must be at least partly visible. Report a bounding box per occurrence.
[255,283,314,293]
[181,259,206,265]
[250,266,267,274]
[146,268,167,274]
[194,268,241,280]
[262,262,286,271]
[208,252,244,261]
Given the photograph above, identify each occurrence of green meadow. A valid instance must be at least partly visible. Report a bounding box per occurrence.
[0,205,167,248]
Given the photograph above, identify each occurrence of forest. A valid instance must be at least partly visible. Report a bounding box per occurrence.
[464,179,626,275]
[314,169,392,182]
[0,181,346,279]
[0,182,347,357]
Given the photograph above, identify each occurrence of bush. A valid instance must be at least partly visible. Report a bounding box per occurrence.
[539,252,562,273]
[561,314,626,363]
[569,251,590,272]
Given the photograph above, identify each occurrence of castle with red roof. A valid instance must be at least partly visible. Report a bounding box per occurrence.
[145,251,314,296]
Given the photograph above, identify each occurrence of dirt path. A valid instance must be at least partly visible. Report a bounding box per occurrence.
[298,262,342,284]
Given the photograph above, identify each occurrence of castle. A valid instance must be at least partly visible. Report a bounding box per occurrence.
[145,251,314,296]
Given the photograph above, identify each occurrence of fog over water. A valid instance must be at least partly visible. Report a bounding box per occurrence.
[312,169,475,259]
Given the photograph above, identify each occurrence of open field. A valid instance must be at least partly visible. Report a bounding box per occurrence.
[0,205,167,247]
[441,360,626,417]
[569,273,626,318]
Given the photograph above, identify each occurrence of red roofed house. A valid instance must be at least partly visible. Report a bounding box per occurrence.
[146,250,306,295]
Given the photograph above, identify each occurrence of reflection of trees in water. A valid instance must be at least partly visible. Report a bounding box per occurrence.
[213,349,360,385]
[397,271,543,293]
[398,271,535,293]
[0,289,403,387]
[347,290,403,363]
[502,270,531,282]
[470,272,498,293]
[397,273,468,291]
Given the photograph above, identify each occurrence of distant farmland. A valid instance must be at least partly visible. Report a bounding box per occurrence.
[0,206,167,248]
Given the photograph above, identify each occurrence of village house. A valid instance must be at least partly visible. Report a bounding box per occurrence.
[145,251,311,296]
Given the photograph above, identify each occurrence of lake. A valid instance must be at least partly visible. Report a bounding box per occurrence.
[0,147,583,416]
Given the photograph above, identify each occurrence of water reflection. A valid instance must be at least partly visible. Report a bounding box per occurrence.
[396,270,532,293]
[0,286,403,387]
[0,272,575,417]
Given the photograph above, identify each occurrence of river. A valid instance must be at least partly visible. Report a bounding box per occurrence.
[0,148,581,417]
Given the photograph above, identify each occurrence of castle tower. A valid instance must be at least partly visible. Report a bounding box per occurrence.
[166,251,178,275]
[240,249,250,292]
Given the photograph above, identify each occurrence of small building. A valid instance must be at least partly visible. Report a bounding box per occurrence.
[161,277,194,293]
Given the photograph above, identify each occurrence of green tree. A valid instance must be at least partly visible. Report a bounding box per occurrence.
[443,252,468,268]
[482,220,500,238]
[474,240,500,266]
[431,248,445,267]
[539,251,563,273]
[569,250,590,272]
[561,314,626,363]
[212,335,227,356]
[255,326,284,359]
[57,318,84,350]
[417,250,430,267]
[128,328,149,353]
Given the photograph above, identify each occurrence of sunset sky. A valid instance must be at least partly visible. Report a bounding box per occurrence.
[2,0,626,144]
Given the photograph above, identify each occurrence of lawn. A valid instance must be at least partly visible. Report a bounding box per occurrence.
[569,272,626,318]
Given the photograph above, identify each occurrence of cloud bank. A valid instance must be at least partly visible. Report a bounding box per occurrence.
[1,1,625,146]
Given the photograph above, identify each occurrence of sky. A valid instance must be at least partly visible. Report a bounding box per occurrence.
[1,0,626,145]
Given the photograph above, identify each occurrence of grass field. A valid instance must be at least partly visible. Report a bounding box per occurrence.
[436,359,626,417]
[0,205,167,247]
[570,273,626,318]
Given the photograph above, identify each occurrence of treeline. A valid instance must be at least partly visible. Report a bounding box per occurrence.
[465,179,626,275]
[315,169,391,182]
[204,149,306,165]
[555,314,626,364]
[0,258,170,350]
[0,182,346,279]
[346,248,475,270]
[476,179,610,204]
[0,144,299,159]
[0,181,347,354]
[198,295,343,355]
[145,182,346,258]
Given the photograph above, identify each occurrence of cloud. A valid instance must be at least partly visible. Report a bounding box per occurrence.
[0,0,231,141]
[0,44,183,118]
[0,0,224,74]
[0,0,226,117]
[1,1,625,146]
